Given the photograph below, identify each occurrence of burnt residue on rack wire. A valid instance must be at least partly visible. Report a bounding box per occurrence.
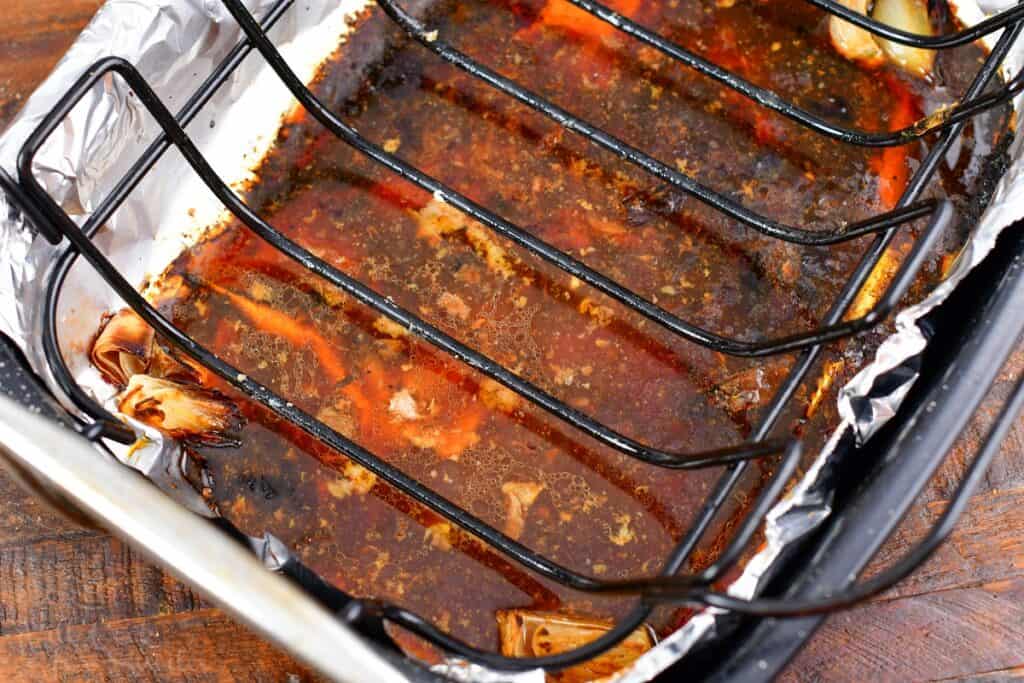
[5,0,1022,676]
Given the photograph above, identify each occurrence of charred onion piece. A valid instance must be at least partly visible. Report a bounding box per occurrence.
[496,610,654,682]
[91,308,200,386]
[829,0,886,67]
[872,0,935,78]
[91,309,155,386]
[118,375,243,446]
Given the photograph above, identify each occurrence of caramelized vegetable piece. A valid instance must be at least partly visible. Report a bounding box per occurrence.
[501,481,545,539]
[118,375,243,446]
[91,309,155,386]
[873,0,935,78]
[829,0,885,67]
[528,0,642,42]
[205,282,349,384]
[496,610,655,682]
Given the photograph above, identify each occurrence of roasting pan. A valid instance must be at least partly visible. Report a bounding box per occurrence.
[1,0,1024,680]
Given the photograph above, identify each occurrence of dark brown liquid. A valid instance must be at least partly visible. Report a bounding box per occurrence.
[154,0,1001,656]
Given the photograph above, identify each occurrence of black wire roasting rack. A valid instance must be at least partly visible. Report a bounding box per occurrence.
[2,0,1024,676]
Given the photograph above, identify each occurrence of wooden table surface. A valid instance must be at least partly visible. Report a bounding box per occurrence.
[2,2,1024,681]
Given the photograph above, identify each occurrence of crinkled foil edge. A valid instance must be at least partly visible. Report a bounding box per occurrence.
[0,1,1021,682]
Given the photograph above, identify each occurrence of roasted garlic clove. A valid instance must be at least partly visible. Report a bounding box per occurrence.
[416,197,516,278]
[873,0,935,78]
[91,309,155,386]
[496,610,654,682]
[829,0,885,68]
[118,375,242,446]
[830,0,935,77]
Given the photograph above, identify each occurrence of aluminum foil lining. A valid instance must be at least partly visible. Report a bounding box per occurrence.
[0,1,1021,681]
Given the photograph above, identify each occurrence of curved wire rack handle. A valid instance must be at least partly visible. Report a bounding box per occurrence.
[0,0,297,444]
[591,371,1024,616]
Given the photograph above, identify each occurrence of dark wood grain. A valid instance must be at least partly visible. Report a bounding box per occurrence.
[782,578,1024,683]
[2,3,1024,682]
[0,609,320,683]
[0,534,203,636]
[782,349,1024,681]
[0,2,107,125]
